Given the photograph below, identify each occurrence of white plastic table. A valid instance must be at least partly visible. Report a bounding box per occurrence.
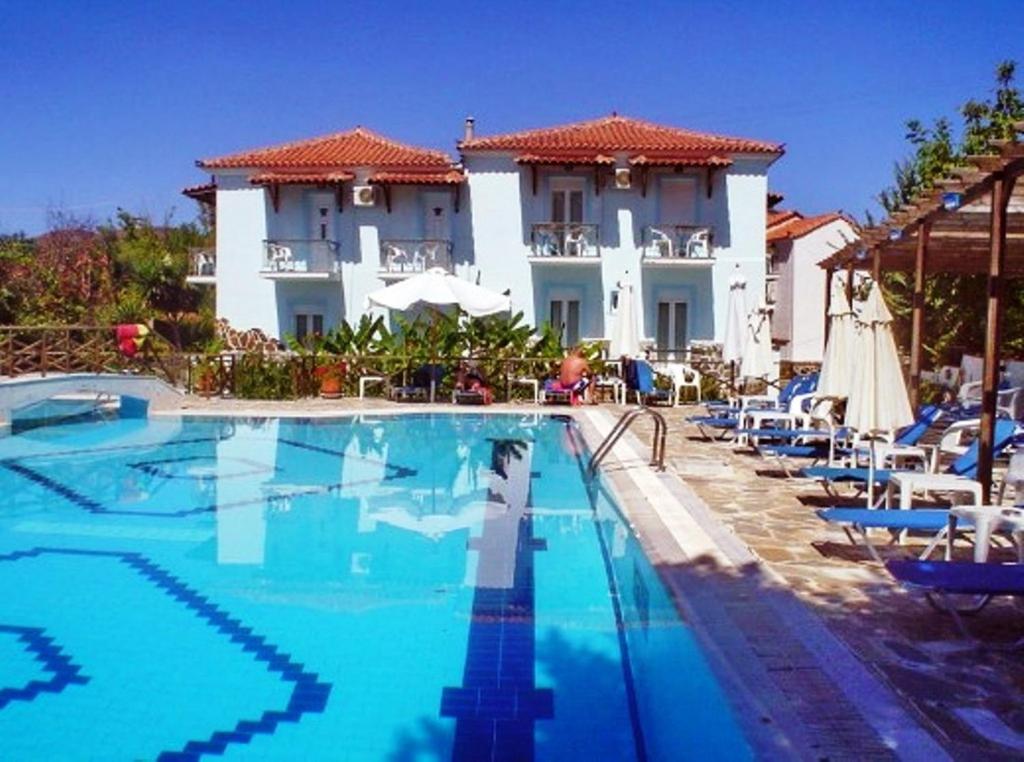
[885,472,983,510]
[359,375,386,399]
[513,377,540,404]
[947,505,1024,562]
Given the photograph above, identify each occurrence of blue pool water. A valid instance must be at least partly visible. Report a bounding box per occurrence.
[0,413,751,761]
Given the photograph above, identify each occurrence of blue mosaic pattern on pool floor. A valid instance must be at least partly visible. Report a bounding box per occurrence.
[0,624,88,710]
[0,547,332,761]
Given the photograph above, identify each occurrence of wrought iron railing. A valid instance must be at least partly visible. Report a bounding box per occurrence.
[530,223,600,258]
[188,247,216,279]
[379,239,453,274]
[261,239,341,274]
[642,225,714,259]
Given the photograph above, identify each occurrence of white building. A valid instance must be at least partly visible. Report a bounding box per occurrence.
[186,115,783,354]
[766,208,858,365]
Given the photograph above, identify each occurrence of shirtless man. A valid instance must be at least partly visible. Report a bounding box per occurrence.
[559,351,590,391]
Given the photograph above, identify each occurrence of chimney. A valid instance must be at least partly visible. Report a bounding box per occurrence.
[463,116,475,142]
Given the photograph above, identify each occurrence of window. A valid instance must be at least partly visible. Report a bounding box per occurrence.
[295,312,324,343]
[550,299,581,347]
[656,301,687,360]
[318,207,328,240]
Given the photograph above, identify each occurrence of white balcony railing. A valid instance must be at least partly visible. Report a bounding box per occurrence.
[530,223,600,259]
[642,225,714,260]
[379,239,453,276]
[261,239,341,277]
[187,247,216,282]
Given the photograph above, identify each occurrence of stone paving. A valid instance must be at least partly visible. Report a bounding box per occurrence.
[163,395,1024,759]
[626,404,1024,761]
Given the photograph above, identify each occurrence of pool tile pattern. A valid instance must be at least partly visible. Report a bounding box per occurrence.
[0,624,88,710]
[0,547,332,761]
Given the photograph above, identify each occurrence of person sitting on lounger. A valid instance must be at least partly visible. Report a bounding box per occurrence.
[544,350,591,405]
[454,361,493,405]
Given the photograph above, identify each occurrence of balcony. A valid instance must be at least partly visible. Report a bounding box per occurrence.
[379,239,453,279]
[529,223,600,264]
[260,239,342,280]
[186,247,216,285]
[641,225,714,266]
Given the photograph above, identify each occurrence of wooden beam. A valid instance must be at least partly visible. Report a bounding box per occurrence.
[382,184,392,214]
[531,165,537,196]
[908,221,930,410]
[270,184,280,213]
[335,183,344,213]
[823,268,833,345]
[872,247,881,282]
[978,175,1015,502]
[453,184,461,213]
[844,260,854,304]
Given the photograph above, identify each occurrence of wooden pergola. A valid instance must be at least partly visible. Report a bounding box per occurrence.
[820,120,1024,501]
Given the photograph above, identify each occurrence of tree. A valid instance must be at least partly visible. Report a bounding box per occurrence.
[878,60,1024,365]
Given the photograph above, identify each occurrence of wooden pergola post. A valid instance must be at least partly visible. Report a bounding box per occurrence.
[908,222,930,411]
[845,260,855,305]
[978,176,1014,502]
[823,268,834,345]
[871,247,881,283]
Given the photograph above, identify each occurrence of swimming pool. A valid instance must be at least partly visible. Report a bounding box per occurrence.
[0,412,751,761]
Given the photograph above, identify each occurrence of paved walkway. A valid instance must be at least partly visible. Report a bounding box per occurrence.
[626,404,1024,761]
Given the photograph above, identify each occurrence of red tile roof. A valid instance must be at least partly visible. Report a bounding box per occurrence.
[368,170,465,185]
[198,127,454,171]
[249,171,355,185]
[459,115,782,156]
[767,211,849,242]
[182,182,216,200]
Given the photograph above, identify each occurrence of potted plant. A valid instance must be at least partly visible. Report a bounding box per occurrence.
[193,358,220,397]
[315,361,347,398]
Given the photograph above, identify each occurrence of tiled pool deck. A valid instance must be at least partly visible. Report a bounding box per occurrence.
[161,396,1024,760]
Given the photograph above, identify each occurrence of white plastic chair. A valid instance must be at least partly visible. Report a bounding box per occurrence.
[686,229,710,258]
[564,228,587,257]
[649,228,673,258]
[268,244,293,272]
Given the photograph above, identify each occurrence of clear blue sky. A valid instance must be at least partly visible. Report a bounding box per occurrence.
[1,0,1021,234]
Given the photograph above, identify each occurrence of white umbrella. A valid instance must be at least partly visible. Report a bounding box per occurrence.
[721,269,747,365]
[366,268,511,317]
[817,276,856,399]
[740,302,773,380]
[609,274,641,358]
[844,284,914,504]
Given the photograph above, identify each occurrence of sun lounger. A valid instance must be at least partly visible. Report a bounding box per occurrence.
[802,419,1017,497]
[817,507,973,561]
[391,364,446,402]
[885,559,1024,644]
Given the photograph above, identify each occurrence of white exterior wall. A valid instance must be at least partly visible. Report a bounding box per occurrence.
[215,174,276,336]
[774,219,857,363]
[212,173,459,338]
[210,151,774,348]
[463,152,772,345]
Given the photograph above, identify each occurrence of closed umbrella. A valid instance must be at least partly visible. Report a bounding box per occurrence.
[844,284,914,504]
[609,274,641,359]
[817,276,855,399]
[722,270,747,364]
[722,269,747,390]
[366,268,511,317]
[740,302,773,380]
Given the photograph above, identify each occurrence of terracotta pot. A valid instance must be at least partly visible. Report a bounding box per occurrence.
[319,377,343,399]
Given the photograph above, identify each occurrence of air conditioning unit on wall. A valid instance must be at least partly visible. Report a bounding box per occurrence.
[353,185,377,206]
[614,168,632,190]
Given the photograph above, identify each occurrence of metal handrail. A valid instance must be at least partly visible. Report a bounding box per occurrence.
[587,405,667,478]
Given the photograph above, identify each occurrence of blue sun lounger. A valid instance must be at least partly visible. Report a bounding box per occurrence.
[802,418,1017,492]
[886,559,1024,643]
[689,374,817,440]
[817,507,973,561]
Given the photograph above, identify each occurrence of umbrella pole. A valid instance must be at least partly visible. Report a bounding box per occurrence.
[867,438,876,509]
